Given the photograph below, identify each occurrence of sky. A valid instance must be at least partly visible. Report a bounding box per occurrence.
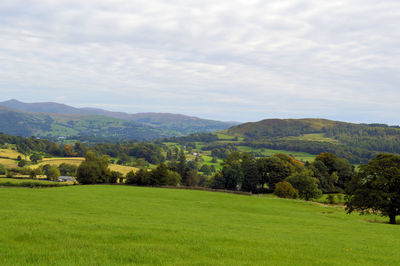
[0,0,400,124]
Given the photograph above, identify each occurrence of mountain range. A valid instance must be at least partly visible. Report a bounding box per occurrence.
[0,99,238,140]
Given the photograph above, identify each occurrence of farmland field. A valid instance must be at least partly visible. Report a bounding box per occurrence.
[0,157,19,168]
[0,148,25,159]
[29,157,138,175]
[236,146,315,162]
[0,185,398,265]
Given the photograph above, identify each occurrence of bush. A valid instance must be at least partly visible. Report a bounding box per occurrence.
[18,160,27,168]
[327,194,335,204]
[274,181,299,199]
[0,164,7,175]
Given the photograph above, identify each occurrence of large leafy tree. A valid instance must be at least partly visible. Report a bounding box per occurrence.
[286,169,322,201]
[76,151,111,184]
[241,153,259,192]
[346,154,400,224]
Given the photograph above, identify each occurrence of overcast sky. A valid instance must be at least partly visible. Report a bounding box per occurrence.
[1,0,399,124]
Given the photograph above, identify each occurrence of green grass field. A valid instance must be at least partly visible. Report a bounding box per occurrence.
[285,133,339,143]
[0,185,398,265]
[236,146,315,162]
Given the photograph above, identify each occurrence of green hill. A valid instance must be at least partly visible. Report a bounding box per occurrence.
[0,106,234,140]
[0,100,235,138]
[0,185,398,265]
[222,118,400,163]
[0,107,168,140]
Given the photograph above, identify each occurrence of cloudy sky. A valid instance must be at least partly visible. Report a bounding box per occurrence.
[0,0,399,124]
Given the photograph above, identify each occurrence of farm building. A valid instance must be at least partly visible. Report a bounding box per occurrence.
[57,176,75,182]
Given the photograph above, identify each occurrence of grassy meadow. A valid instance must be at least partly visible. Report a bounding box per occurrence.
[0,185,398,265]
[236,146,315,162]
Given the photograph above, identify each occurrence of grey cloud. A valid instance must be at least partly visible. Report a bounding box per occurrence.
[0,0,399,123]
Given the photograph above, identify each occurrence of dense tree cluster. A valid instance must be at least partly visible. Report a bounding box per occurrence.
[206,152,353,200]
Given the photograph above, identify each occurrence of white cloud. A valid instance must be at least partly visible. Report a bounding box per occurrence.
[0,0,399,123]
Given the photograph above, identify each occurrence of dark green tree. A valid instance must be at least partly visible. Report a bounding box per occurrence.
[177,149,188,184]
[346,154,400,224]
[221,151,243,190]
[241,153,259,192]
[18,159,28,168]
[109,171,122,183]
[315,152,354,189]
[150,163,170,186]
[210,172,225,189]
[185,170,199,187]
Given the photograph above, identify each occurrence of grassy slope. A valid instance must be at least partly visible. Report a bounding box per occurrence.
[0,185,398,265]
[236,146,315,162]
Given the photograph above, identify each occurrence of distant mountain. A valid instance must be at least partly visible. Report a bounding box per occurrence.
[0,100,237,140]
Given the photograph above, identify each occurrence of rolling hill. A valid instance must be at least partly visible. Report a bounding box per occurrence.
[0,100,237,140]
[0,99,236,137]
[220,118,400,163]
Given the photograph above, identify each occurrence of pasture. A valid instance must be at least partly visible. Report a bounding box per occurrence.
[236,146,315,162]
[0,185,398,265]
[29,157,138,175]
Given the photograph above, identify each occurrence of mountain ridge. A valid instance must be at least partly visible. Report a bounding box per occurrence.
[0,100,236,140]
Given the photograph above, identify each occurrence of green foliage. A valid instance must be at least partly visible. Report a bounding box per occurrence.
[46,165,61,181]
[76,151,111,184]
[199,164,212,176]
[17,159,27,168]
[184,170,199,187]
[241,153,259,193]
[0,164,7,175]
[29,153,42,164]
[0,178,69,187]
[109,171,123,184]
[126,169,151,186]
[327,194,335,204]
[346,153,400,224]
[59,163,78,176]
[274,181,299,199]
[286,169,322,201]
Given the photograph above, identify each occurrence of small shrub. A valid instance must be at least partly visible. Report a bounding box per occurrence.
[327,194,335,204]
[274,181,299,199]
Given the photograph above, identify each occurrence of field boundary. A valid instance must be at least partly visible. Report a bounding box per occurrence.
[125,184,253,196]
